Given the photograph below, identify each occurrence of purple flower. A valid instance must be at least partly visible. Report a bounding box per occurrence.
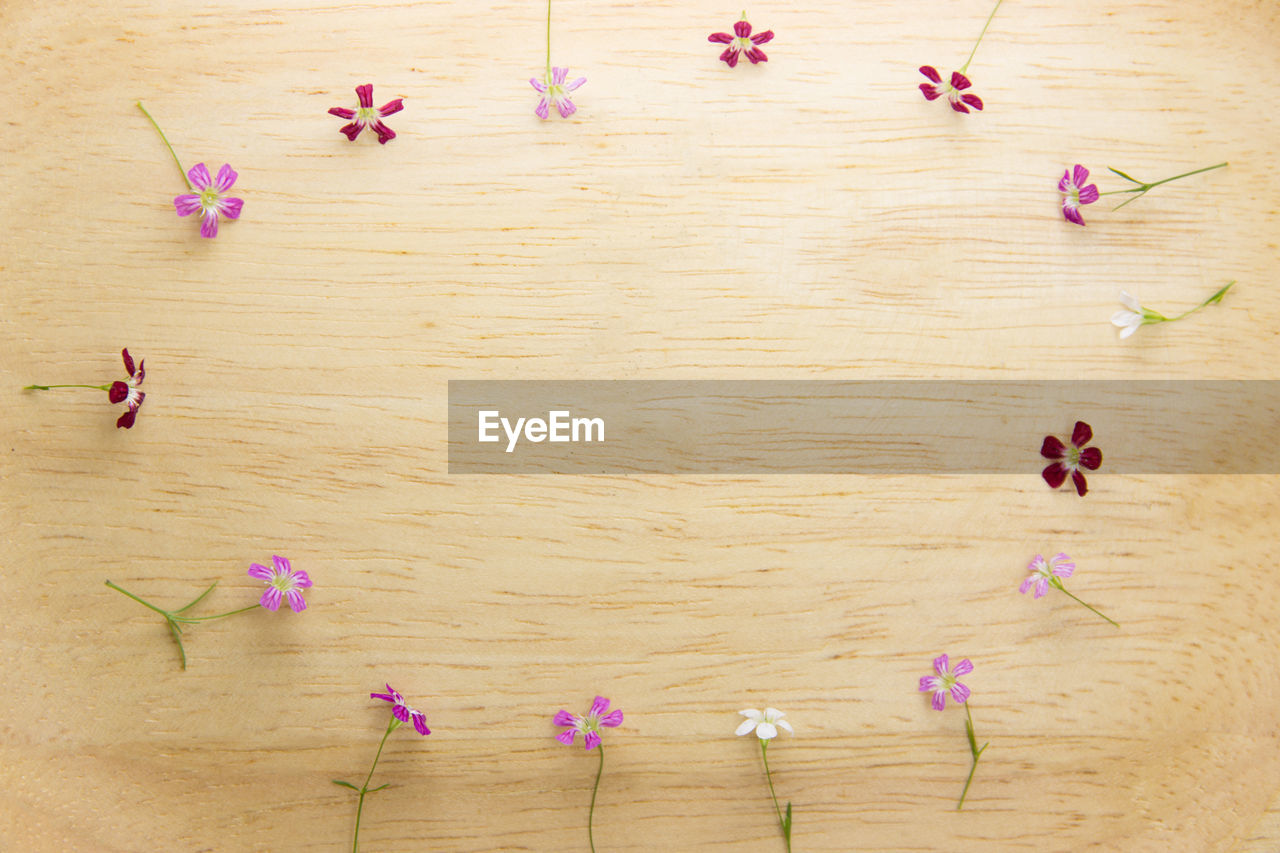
[1059,164,1100,226]
[107,348,145,429]
[708,15,774,67]
[919,654,973,711]
[918,66,983,113]
[1041,420,1102,496]
[328,84,404,144]
[530,67,586,120]
[371,684,431,735]
[1020,553,1075,598]
[554,696,623,749]
[247,555,312,612]
[174,163,243,239]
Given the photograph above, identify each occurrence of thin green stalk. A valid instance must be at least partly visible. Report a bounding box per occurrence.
[137,101,193,190]
[588,742,604,853]
[1100,162,1228,209]
[1170,281,1234,321]
[24,383,111,391]
[760,740,792,851]
[106,579,245,670]
[350,717,399,853]
[175,604,261,623]
[1051,579,1119,628]
[959,0,1003,73]
[957,703,988,810]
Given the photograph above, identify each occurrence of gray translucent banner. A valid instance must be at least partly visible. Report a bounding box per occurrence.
[447,381,1280,474]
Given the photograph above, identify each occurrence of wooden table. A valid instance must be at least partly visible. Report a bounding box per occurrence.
[3,0,1278,850]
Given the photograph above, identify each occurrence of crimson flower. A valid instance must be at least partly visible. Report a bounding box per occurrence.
[918,66,983,113]
[1041,421,1102,496]
[708,15,774,67]
[329,84,404,144]
[108,348,145,429]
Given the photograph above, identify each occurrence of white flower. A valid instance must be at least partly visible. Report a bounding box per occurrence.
[736,708,793,740]
[1111,290,1145,339]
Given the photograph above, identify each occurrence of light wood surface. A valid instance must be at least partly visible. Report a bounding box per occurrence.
[3,0,1279,850]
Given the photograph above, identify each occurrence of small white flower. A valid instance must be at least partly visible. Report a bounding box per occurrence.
[736,708,793,740]
[1111,290,1148,339]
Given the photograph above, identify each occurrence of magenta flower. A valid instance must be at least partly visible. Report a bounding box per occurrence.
[1041,420,1102,496]
[1059,165,1100,225]
[107,348,145,429]
[1020,553,1074,598]
[708,15,774,67]
[554,695,623,750]
[173,163,243,239]
[919,654,972,711]
[247,555,312,612]
[328,84,404,144]
[530,67,586,120]
[918,66,983,113]
[370,684,431,735]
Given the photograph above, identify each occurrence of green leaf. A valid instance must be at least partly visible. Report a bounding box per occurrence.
[1107,166,1142,184]
[368,783,391,793]
[331,780,359,790]
[1111,191,1146,211]
[783,801,793,838]
[1205,281,1235,305]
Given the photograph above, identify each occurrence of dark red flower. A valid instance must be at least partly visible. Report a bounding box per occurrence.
[709,15,774,67]
[108,348,145,429]
[1041,421,1102,496]
[328,84,404,144]
[918,66,983,113]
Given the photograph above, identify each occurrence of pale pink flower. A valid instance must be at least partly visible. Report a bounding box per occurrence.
[174,163,243,238]
[247,555,312,612]
[554,696,623,749]
[530,67,586,119]
[919,654,973,711]
[1020,553,1075,598]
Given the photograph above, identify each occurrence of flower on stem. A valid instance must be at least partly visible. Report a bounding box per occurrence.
[919,655,987,810]
[1021,553,1119,627]
[174,163,244,239]
[247,554,313,613]
[335,686,432,853]
[370,684,431,736]
[530,67,586,119]
[709,15,774,67]
[1059,164,1099,225]
[737,707,794,851]
[918,67,983,113]
[328,84,404,144]
[554,695,623,749]
[555,696,621,853]
[24,348,146,429]
[1041,421,1102,496]
[1111,282,1235,339]
[736,708,794,740]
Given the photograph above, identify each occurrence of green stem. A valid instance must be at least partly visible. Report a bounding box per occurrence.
[959,0,1003,74]
[957,703,987,810]
[24,384,111,391]
[545,0,552,80]
[588,742,604,853]
[175,604,260,623]
[760,740,791,851]
[105,580,174,619]
[353,717,400,853]
[1169,281,1234,321]
[1052,579,1119,628]
[137,101,193,190]
[1099,162,1228,197]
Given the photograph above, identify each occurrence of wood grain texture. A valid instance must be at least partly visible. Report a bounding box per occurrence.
[2,0,1278,850]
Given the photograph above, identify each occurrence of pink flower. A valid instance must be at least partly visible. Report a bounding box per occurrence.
[173,163,243,239]
[247,555,312,612]
[371,684,431,735]
[1059,164,1100,225]
[530,67,586,120]
[328,84,404,144]
[554,696,623,749]
[1020,553,1075,598]
[918,67,983,113]
[708,15,774,67]
[107,348,145,429]
[1041,420,1102,496]
[919,654,973,711]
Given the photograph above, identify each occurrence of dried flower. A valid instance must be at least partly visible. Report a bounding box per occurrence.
[530,66,587,119]
[24,348,146,429]
[918,67,983,113]
[736,708,794,740]
[1111,282,1235,339]
[328,84,404,144]
[919,655,987,809]
[370,683,431,735]
[1021,553,1118,626]
[1041,421,1102,496]
[1059,164,1099,225]
[174,163,244,239]
[554,695,623,750]
[708,15,774,67]
[247,554,312,613]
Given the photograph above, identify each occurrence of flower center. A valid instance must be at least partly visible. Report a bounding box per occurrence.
[199,187,220,209]
[269,571,295,591]
[357,106,379,122]
[1066,445,1082,467]
[734,35,754,51]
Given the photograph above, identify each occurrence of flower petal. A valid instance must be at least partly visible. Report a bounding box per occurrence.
[931,690,946,711]
[733,20,751,38]
[392,703,410,723]
[919,84,941,100]
[1077,184,1099,204]
[949,99,970,114]
[952,659,974,677]
[961,93,983,111]
[122,348,135,376]
[1058,169,1073,193]
[174,194,202,217]
[247,562,273,580]
[1040,436,1066,460]
[1042,462,1068,489]
[708,32,733,44]
[1071,469,1089,496]
[328,106,357,119]
[339,121,364,141]
[919,676,940,693]
[599,710,623,728]
[553,710,576,726]
[1071,421,1093,448]
[108,381,129,404]
[355,84,374,109]
[289,570,313,589]
[187,163,212,190]
[214,164,238,193]
[1119,291,1142,312]
[260,588,282,611]
[721,47,740,67]
[199,211,220,239]
[378,99,405,116]
[735,718,757,736]
[1078,447,1102,470]
[1063,204,1086,226]
[534,97,549,120]
[918,65,942,83]
[949,71,972,90]
[370,120,396,144]
[1033,577,1049,598]
[751,30,774,45]
[116,408,138,429]
[933,654,950,676]
[745,47,768,63]
[556,97,577,119]
[588,696,611,718]
[756,722,778,740]
[566,76,586,92]
[583,731,601,750]
[555,729,577,745]
[1019,576,1034,594]
[775,719,794,734]
[285,589,307,612]
[552,67,568,86]
[411,710,430,736]
[949,683,971,704]
[1072,165,1090,186]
